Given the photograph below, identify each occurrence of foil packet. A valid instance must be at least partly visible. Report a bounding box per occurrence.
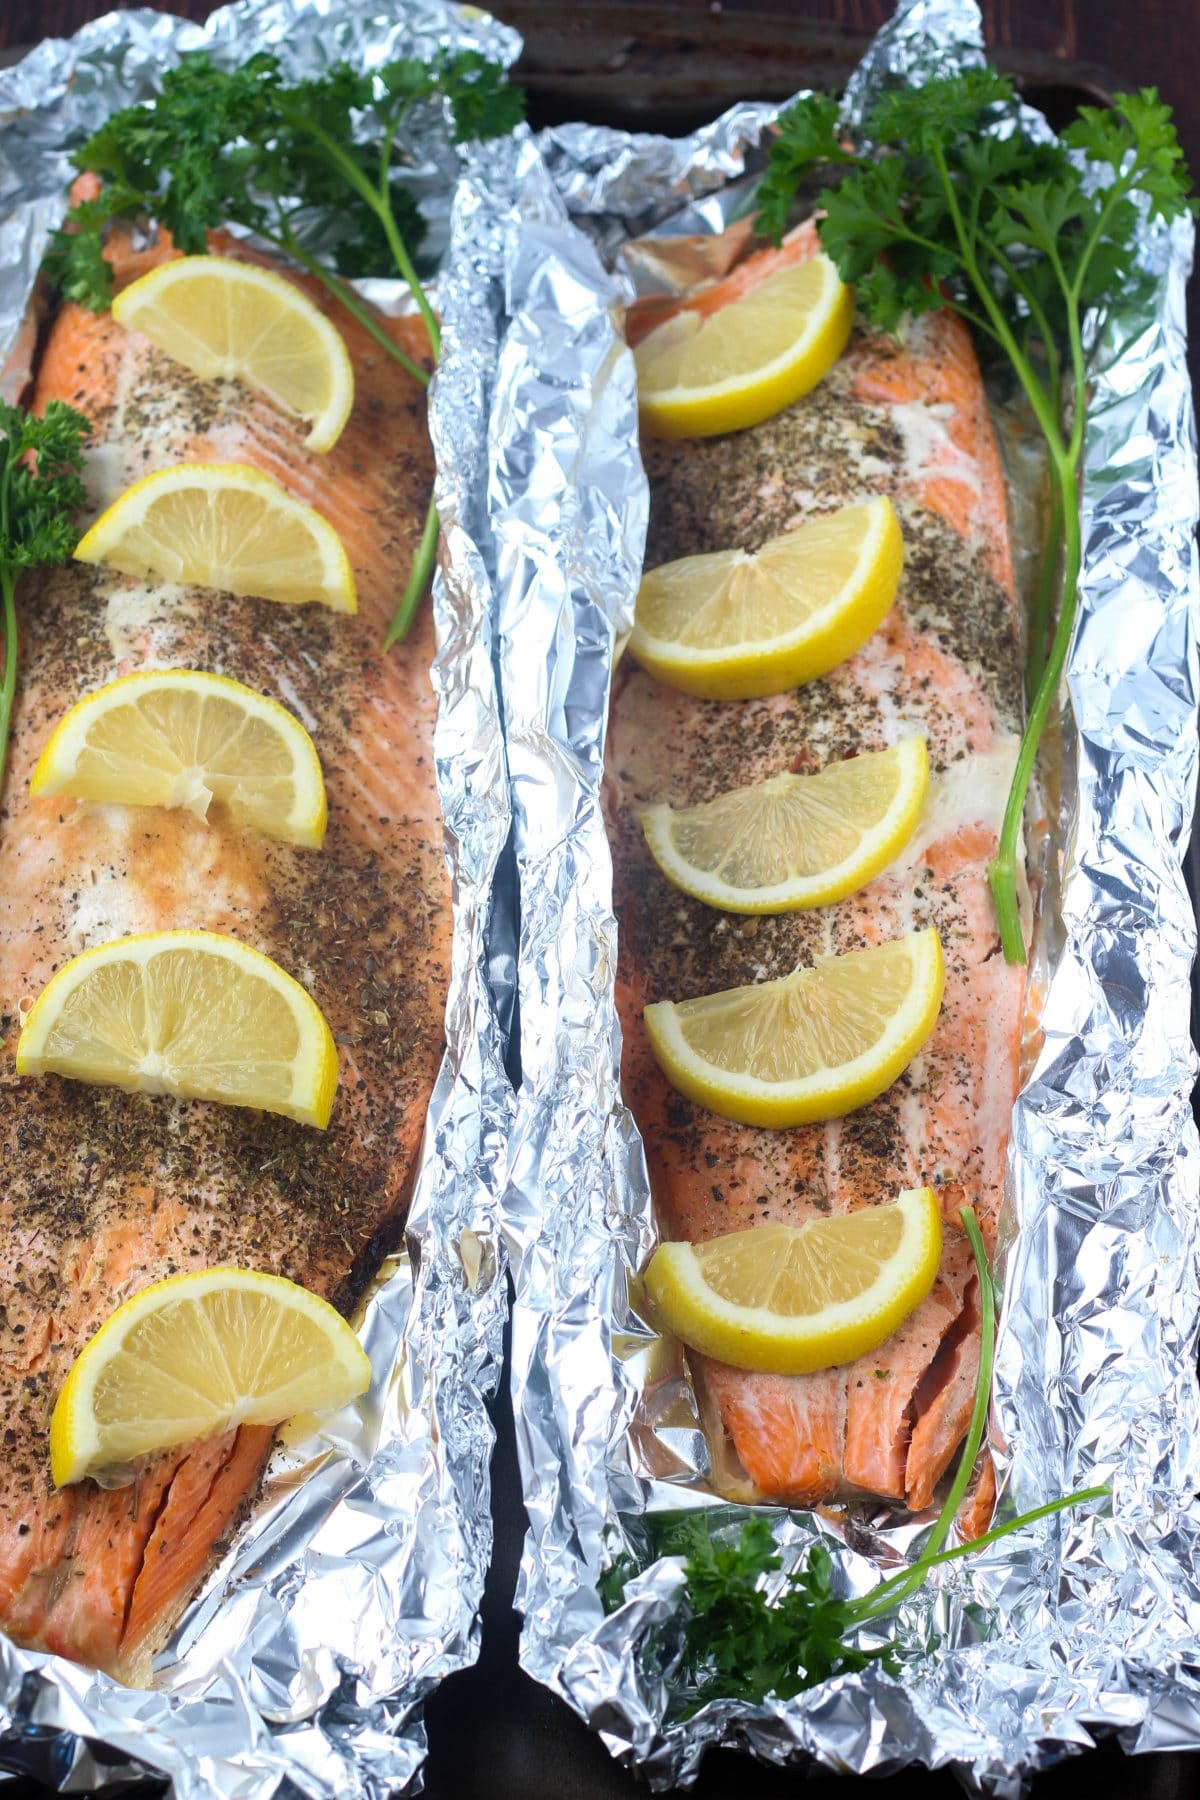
[0,2,520,1793]
[497,0,1200,1790]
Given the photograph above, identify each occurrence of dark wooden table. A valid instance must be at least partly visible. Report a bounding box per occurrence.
[0,4,1196,1797]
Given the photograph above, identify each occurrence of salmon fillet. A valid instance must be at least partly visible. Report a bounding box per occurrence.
[610,237,1026,1512]
[0,228,451,1679]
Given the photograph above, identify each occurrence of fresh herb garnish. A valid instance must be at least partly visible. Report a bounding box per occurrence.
[0,401,91,801]
[43,48,523,646]
[756,76,1195,961]
[603,1208,1108,1713]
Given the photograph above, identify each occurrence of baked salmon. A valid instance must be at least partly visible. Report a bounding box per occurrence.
[609,233,1026,1513]
[0,227,451,1679]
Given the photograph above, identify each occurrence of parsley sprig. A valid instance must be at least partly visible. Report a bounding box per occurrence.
[603,1208,1108,1712]
[756,76,1194,961]
[0,402,91,801]
[43,49,523,646]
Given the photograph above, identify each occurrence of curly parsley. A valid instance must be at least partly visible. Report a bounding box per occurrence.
[0,402,91,799]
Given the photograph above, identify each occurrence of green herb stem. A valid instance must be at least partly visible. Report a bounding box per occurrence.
[845,1206,994,1625]
[377,203,442,359]
[0,439,11,802]
[276,99,390,213]
[269,223,430,386]
[987,451,1082,961]
[932,1208,994,1551]
[846,1210,1108,1632]
[899,181,1076,963]
[384,491,440,646]
[1027,485,1063,692]
[0,570,15,803]
[897,1483,1112,1577]
[278,100,443,359]
[991,245,1062,416]
[267,97,441,646]
[377,96,413,194]
[902,183,1095,964]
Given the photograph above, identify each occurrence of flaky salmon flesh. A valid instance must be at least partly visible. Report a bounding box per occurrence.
[609,224,1026,1517]
[0,228,451,1679]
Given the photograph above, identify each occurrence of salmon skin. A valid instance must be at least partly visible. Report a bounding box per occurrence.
[609,232,1026,1514]
[0,229,451,1680]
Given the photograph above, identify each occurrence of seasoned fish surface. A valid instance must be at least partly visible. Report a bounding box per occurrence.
[0,232,450,1678]
[608,278,1025,1512]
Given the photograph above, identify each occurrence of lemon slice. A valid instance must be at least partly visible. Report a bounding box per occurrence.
[630,496,903,700]
[75,463,356,613]
[112,256,354,452]
[644,928,944,1128]
[31,669,327,848]
[49,1267,371,1486]
[644,1188,942,1374]
[640,736,929,913]
[634,253,853,438]
[16,930,339,1127]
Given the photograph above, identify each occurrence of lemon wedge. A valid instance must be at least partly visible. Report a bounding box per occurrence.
[634,252,853,438]
[644,1188,942,1374]
[16,930,339,1127]
[49,1268,371,1487]
[644,928,944,1128]
[112,256,354,452]
[640,736,929,913]
[31,669,327,847]
[629,496,903,700]
[75,463,356,613]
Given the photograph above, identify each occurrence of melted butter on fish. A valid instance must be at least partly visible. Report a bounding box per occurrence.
[898,742,1019,867]
[100,578,194,662]
[888,397,983,497]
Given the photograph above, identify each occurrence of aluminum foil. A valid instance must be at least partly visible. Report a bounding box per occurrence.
[0,2,520,1794]
[497,1,1200,1790]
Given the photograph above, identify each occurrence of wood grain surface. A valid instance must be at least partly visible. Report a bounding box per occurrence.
[3,0,1196,373]
[0,5,1196,1799]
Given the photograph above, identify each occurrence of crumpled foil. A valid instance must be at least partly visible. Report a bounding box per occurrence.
[0,2,520,1794]
[497,0,1200,1791]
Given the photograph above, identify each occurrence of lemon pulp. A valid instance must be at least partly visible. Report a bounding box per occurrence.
[16,930,339,1128]
[50,1268,370,1486]
[635,253,854,438]
[75,462,356,613]
[644,929,945,1128]
[31,668,327,847]
[644,1188,943,1374]
[629,496,904,699]
[113,255,355,452]
[640,735,929,912]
